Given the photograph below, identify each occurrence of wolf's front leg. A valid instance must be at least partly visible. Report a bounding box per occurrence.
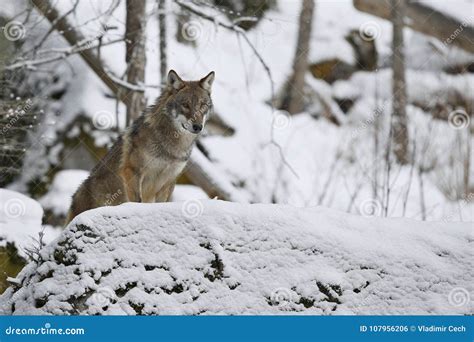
[154,183,175,202]
[120,166,142,202]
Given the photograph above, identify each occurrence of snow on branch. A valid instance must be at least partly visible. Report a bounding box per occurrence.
[5,38,123,71]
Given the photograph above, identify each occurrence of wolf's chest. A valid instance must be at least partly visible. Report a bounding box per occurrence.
[140,157,186,200]
[149,158,185,179]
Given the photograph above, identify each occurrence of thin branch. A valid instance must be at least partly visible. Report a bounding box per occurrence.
[318,151,342,205]
[106,68,146,92]
[30,0,140,104]
[174,0,300,181]
[175,0,274,103]
[402,129,417,216]
[5,38,123,71]
[30,0,80,55]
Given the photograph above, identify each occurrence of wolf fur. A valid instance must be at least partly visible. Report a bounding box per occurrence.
[65,70,215,225]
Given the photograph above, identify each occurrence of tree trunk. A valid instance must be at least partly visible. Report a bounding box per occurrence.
[391,0,409,165]
[286,0,314,115]
[125,0,147,125]
[158,0,167,83]
[354,0,474,54]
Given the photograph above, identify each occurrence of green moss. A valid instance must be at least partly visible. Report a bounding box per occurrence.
[0,243,26,294]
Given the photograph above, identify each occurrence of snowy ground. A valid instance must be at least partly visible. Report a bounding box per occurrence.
[39,170,89,217]
[1,201,472,315]
[0,189,61,259]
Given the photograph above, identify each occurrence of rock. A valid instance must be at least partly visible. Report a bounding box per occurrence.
[1,201,471,315]
[309,58,356,84]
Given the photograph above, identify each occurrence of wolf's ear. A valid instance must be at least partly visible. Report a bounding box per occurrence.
[167,70,184,90]
[199,71,215,92]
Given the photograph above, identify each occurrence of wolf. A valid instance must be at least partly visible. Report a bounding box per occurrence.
[65,70,215,225]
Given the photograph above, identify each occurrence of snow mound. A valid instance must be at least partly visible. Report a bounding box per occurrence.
[0,201,472,315]
[39,170,89,216]
[0,189,60,258]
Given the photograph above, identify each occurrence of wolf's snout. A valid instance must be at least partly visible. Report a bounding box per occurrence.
[192,123,203,133]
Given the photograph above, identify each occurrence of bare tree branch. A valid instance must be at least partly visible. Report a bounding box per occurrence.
[4,38,123,71]
[29,0,80,55]
[30,0,143,105]
[354,0,474,53]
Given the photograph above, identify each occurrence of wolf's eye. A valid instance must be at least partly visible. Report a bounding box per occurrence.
[181,104,189,111]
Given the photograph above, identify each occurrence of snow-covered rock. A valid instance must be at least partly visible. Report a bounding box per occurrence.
[0,189,61,258]
[0,201,471,315]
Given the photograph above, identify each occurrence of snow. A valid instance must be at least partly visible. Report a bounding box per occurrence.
[332,69,474,109]
[39,170,89,216]
[419,0,474,25]
[0,189,61,258]
[171,185,209,202]
[0,201,471,315]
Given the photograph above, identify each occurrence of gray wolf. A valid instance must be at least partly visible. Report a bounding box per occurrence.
[66,69,214,224]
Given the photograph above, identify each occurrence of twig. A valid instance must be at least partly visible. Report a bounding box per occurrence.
[173,0,300,181]
[318,151,341,205]
[23,226,46,263]
[174,0,274,103]
[382,124,393,217]
[106,70,146,92]
[5,37,123,70]
[346,175,366,213]
[30,0,80,55]
[402,128,417,216]
[418,166,426,220]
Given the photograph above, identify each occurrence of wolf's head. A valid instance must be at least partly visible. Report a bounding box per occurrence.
[165,70,215,135]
